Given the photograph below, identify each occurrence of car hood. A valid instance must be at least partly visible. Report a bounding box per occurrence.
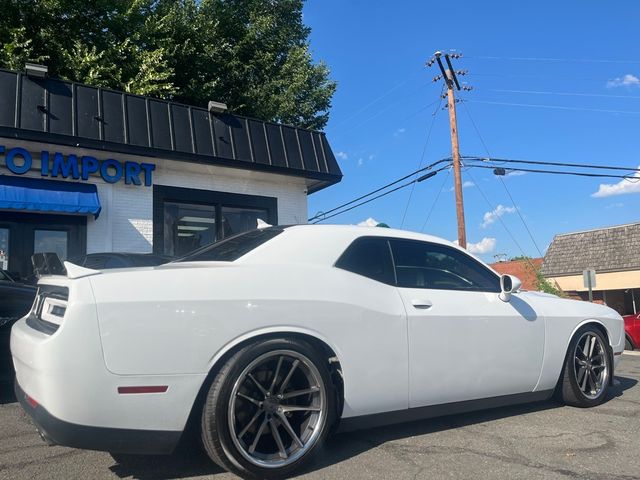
[518,290,622,320]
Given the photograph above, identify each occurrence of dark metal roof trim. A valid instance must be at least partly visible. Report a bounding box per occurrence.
[0,68,342,193]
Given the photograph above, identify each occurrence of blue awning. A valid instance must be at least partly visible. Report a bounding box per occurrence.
[0,175,101,218]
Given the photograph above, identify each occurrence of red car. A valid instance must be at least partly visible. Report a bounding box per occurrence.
[623,313,640,350]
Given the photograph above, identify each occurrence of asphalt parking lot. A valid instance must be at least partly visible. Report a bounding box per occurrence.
[1,353,640,480]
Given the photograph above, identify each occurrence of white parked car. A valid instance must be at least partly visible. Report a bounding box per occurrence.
[11,225,624,478]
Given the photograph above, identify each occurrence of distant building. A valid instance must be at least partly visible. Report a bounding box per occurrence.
[541,222,640,315]
[489,258,543,291]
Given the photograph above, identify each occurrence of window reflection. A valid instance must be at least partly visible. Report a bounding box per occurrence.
[163,202,270,257]
[164,202,217,257]
[34,230,68,261]
[221,207,268,239]
[0,228,9,271]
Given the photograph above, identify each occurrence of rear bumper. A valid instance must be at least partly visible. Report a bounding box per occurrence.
[15,381,181,454]
[11,305,207,433]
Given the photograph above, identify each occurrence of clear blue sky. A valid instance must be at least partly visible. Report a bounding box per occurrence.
[303,0,640,262]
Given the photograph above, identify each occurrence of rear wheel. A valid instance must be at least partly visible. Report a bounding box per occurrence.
[560,326,611,407]
[201,338,335,479]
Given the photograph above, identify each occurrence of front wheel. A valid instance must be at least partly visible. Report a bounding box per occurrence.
[201,338,335,479]
[560,326,611,407]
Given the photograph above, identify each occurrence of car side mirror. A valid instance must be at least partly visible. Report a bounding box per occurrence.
[499,274,522,302]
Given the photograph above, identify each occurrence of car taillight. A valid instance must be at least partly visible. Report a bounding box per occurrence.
[40,296,67,325]
[25,394,39,409]
[27,285,69,334]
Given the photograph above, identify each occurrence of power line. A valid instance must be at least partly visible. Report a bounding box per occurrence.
[420,168,451,232]
[468,164,640,181]
[490,88,640,101]
[312,165,451,224]
[461,102,544,258]
[329,83,438,138]
[400,85,446,228]
[460,102,491,157]
[312,180,416,224]
[497,173,544,258]
[469,72,605,82]
[308,159,451,222]
[328,72,424,131]
[464,168,534,263]
[467,99,640,115]
[334,96,438,139]
[462,156,640,174]
[466,55,640,65]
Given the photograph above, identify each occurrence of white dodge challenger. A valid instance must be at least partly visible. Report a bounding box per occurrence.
[11,225,624,478]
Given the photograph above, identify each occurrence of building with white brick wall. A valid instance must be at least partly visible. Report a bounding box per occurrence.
[0,68,342,280]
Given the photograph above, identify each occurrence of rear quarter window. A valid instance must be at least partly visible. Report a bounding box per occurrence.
[335,237,395,285]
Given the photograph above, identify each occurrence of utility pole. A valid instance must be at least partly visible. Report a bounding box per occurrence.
[427,51,471,249]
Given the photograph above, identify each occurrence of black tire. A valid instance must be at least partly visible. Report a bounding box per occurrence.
[559,326,611,408]
[625,336,634,351]
[201,338,335,479]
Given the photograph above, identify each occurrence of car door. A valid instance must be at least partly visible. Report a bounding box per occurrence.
[389,239,545,408]
[334,236,410,414]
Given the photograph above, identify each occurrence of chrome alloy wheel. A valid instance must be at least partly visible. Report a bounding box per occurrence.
[573,332,609,400]
[228,349,327,468]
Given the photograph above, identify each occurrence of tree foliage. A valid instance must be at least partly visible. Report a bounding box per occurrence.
[535,269,564,297]
[0,0,336,129]
[508,255,564,296]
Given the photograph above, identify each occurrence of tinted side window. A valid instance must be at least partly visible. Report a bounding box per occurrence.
[335,237,395,285]
[390,239,500,292]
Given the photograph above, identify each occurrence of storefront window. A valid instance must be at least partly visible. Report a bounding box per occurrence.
[221,207,268,239]
[34,229,68,261]
[0,228,8,271]
[155,186,277,258]
[163,202,217,257]
[163,202,270,257]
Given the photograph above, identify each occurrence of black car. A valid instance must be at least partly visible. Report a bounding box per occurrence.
[69,252,173,270]
[0,272,36,385]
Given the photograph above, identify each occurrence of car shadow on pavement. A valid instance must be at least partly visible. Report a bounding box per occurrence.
[299,375,638,477]
[109,443,224,480]
[609,375,638,398]
[107,375,637,479]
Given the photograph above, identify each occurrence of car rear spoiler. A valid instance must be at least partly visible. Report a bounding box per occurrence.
[31,253,100,279]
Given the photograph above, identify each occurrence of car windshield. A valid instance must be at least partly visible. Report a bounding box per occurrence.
[175,227,284,262]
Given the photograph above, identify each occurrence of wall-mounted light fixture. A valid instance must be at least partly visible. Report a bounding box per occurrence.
[24,63,48,78]
[208,101,228,113]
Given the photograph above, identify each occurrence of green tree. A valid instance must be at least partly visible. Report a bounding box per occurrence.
[535,270,564,297]
[0,0,336,129]
[508,255,564,296]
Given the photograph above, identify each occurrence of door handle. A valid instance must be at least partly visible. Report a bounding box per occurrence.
[411,299,433,309]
